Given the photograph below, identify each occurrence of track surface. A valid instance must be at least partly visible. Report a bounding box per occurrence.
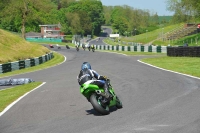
[1,32,200,133]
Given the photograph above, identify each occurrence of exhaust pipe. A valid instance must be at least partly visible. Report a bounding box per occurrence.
[96,90,101,95]
[95,90,109,98]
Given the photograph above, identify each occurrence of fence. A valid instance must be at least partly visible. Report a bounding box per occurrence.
[94,45,167,53]
[167,46,200,57]
[0,52,54,74]
[26,38,62,42]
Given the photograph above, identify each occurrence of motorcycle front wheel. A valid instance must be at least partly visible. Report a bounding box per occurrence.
[90,93,110,115]
[116,96,123,109]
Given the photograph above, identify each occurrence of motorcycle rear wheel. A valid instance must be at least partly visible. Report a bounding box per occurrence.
[90,93,110,115]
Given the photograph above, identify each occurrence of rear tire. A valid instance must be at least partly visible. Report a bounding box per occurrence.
[90,93,110,115]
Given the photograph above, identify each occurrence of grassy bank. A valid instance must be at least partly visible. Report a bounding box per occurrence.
[0,29,65,113]
[0,29,50,64]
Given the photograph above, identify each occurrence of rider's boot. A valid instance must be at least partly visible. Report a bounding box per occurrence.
[103,84,113,101]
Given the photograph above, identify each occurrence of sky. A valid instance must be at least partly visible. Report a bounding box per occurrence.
[100,0,174,16]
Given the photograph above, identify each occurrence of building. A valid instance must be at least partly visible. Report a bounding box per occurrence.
[39,23,66,39]
[25,32,42,38]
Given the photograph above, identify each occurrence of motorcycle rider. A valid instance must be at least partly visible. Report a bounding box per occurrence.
[82,43,86,50]
[77,62,112,101]
[91,44,95,49]
[75,43,80,48]
[56,44,61,49]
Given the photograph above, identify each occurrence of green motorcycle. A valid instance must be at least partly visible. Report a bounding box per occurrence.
[80,79,123,115]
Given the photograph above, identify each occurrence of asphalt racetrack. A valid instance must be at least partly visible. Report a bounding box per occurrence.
[1,43,200,133]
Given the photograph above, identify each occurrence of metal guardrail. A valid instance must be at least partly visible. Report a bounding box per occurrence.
[0,52,54,74]
[95,45,167,53]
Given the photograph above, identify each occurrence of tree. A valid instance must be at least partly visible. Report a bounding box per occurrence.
[65,0,105,36]
[66,12,82,35]
[0,0,56,39]
[109,5,151,35]
[166,0,200,23]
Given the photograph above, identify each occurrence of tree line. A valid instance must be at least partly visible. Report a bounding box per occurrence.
[0,0,199,38]
[0,0,105,38]
[166,0,200,23]
[103,5,166,36]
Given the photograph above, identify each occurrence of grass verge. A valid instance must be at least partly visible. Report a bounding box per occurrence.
[141,56,200,78]
[99,50,167,56]
[0,82,42,112]
[0,52,65,78]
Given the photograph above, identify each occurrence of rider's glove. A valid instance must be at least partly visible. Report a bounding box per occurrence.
[103,76,110,81]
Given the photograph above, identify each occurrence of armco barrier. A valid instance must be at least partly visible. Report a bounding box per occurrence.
[19,60,25,69]
[30,58,35,67]
[11,62,19,71]
[25,59,31,68]
[0,52,54,74]
[95,45,167,53]
[0,65,2,73]
[2,63,11,73]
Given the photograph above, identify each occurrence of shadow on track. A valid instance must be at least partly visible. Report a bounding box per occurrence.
[85,107,118,116]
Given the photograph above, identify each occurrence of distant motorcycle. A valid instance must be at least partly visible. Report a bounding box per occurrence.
[56,44,61,49]
[76,46,79,51]
[88,46,91,51]
[91,45,95,52]
[66,45,70,49]
[49,44,54,48]
[82,45,86,51]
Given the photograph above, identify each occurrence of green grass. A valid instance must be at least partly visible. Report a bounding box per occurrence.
[103,38,120,46]
[0,52,65,78]
[0,29,50,64]
[141,56,200,78]
[101,50,167,56]
[0,82,42,112]
[120,23,185,43]
[105,23,186,45]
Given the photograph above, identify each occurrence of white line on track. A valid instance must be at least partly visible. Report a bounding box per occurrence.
[0,82,46,117]
[138,60,200,80]
[99,51,200,80]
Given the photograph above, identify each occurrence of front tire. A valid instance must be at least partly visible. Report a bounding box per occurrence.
[116,96,123,109]
[90,93,110,115]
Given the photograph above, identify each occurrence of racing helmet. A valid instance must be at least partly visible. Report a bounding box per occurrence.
[81,62,91,70]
